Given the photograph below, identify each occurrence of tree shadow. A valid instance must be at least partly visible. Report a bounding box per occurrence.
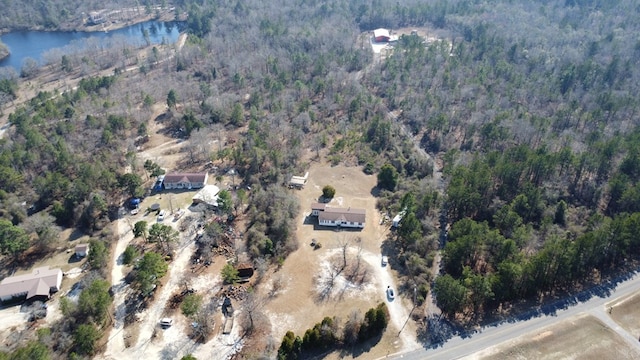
[416,266,640,350]
[417,314,469,349]
[339,333,384,358]
[66,228,87,242]
[68,253,83,263]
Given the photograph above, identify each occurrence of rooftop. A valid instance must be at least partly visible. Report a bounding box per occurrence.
[164,173,208,183]
[319,207,366,224]
[0,266,62,301]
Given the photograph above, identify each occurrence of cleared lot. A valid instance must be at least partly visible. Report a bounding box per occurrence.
[261,163,420,358]
[609,292,640,340]
[469,314,640,360]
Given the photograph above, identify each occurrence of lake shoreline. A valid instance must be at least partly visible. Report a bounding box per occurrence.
[0,19,184,70]
[0,8,183,35]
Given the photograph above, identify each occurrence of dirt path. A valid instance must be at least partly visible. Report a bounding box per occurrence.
[360,251,421,351]
[103,219,136,357]
[133,233,195,355]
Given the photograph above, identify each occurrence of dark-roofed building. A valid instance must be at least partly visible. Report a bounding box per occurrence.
[163,173,208,190]
[318,207,366,229]
[0,267,63,302]
[311,202,327,216]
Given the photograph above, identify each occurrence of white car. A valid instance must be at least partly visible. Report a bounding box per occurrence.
[157,210,165,221]
[386,286,395,300]
[160,318,173,327]
[381,256,389,266]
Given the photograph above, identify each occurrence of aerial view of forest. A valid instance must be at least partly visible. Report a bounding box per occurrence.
[1,0,640,359]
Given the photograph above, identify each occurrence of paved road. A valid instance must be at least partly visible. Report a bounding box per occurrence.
[391,269,640,360]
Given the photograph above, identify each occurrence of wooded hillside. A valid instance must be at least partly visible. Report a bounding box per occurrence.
[1,0,640,356]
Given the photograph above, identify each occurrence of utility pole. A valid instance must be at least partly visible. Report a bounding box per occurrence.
[398,286,418,337]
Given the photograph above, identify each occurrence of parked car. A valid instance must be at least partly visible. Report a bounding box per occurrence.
[386,286,395,300]
[157,210,165,221]
[381,256,389,266]
[160,318,173,327]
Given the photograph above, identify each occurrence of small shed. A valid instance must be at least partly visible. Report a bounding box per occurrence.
[236,264,254,282]
[75,244,89,258]
[289,171,309,189]
[392,210,407,228]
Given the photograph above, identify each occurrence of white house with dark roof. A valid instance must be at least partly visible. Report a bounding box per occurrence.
[0,267,63,302]
[313,205,366,228]
[163,173,208,190]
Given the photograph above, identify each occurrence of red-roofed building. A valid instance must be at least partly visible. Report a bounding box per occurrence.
[373,28,391,42]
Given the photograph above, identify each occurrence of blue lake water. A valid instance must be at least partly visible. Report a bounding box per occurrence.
[0,21,183,71]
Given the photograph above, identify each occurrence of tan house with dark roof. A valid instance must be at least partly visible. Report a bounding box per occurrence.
[163,173,208,190]
[316,206,366,229]
[0,267,63,302]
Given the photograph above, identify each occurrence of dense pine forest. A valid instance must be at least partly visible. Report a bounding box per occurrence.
[1,0,640,357]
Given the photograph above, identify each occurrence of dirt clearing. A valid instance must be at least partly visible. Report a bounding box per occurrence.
[609,292,640,340]
[261,163,420,358]
[468,314,640,360]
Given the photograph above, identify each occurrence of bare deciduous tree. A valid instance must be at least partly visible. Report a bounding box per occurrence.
[239,291,268,335]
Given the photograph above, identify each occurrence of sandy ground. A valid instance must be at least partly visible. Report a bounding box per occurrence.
[260,163,420,358]
[101,204,244,360]
[467,314,640,360]
[608,292,640,340]
[102,218,135,357]
[99,108,243,359]
[0,306,31,351]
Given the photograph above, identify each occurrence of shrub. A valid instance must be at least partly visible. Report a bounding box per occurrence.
[358,303,389,342]
[88,238,109,271]
[277,331,302,360]
[322,185,336,199]
[302,317,338,351]
[122,245,139,265]
[221,263,239,284]
[181,293,203,317]
[74,324,100,356]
